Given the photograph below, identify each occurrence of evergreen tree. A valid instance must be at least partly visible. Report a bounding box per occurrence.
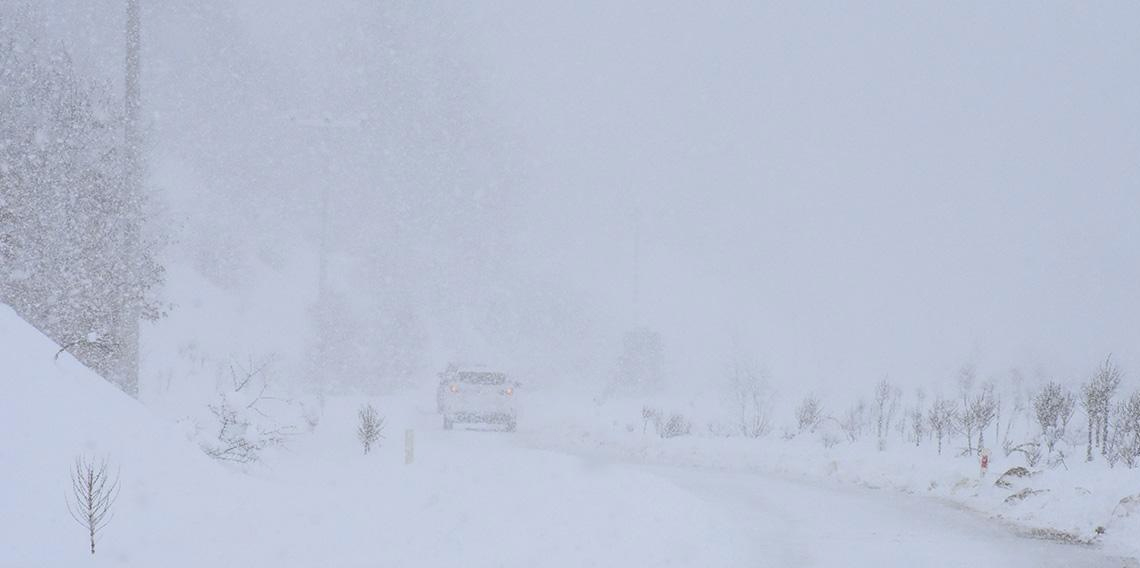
[0,8,163,395]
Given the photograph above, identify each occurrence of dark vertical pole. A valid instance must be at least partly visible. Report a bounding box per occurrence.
[121,0,142,397]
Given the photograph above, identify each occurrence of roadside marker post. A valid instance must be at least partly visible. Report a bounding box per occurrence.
[405,429,415,465]
[979,447,990,478]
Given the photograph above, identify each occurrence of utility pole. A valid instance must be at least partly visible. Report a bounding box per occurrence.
[632,196,642,328]
[119,0,142,397]
[286,115,367,301]
[284,114,367,391]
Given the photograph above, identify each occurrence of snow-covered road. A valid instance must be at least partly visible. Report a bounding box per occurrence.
[435,424,1131,568]
[252,401,1137,568]
[643,464,1124,568]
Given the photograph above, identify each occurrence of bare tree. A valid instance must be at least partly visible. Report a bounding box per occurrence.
[839,399,867,443]
[874,379,892,443]
[357,403,385,454]
[1034,381,1076,453]
[1107,391,1140,468]
[992,384,1002,444]
[795,395,823,434]
[888,385,903,439]
[909,406,924,447]
[728,358,773,438]
[642,405,660,435]
[970,383,998,450]
[1081,379,1097,462]
[956,365,977,453]
[66,456,121,555]
[911,388,927,446]
[1088,356,1124,457]
[1003,385,1026,447]
[928,397,957,455]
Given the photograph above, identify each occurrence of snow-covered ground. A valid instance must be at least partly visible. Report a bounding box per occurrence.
[515,391,1140,562]
[3,305,1138,567]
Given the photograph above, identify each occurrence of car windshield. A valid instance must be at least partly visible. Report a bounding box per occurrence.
[457,372,506,385]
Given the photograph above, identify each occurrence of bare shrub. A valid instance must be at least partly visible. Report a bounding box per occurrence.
[993,466,1033,489]
[201,357,296,463]
[795,395,823,434]
[1005,487,1049,505]
[66,456,120,555]
[658,413,692,439]
[357,404,385,454]
[302,393,324,433]
[1007,441,1042,468]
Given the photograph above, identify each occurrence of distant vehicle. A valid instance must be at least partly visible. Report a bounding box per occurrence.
[436,366,518,431]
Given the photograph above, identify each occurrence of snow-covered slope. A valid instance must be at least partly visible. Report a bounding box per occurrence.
[0,305,749,567]
[0,304,240,565]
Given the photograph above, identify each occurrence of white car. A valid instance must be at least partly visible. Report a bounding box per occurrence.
[437,367,518,431]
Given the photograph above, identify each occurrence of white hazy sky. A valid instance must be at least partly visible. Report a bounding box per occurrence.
[31,1,1140,394]
[462,2,1140,391]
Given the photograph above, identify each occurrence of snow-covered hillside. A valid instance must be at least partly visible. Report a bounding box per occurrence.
[0,305,746,566]
[1,304,240,565]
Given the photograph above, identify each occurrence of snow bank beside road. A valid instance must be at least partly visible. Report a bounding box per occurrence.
[516,390,1140,561]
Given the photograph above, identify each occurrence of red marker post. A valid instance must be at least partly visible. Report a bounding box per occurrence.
[979,447,990,478]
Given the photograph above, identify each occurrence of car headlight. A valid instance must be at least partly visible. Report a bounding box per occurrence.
[504,387,513,396]
[449,383,459,393]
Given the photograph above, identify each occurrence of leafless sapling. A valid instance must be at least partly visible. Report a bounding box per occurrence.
[357,403,385,454]
[66,456,120,555]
